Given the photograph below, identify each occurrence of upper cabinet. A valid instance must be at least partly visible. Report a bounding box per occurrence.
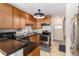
[0,4,13,28]
[42,16,51,24]
[20,11,26,28]
[34,16,51,24]
[26,14,35,25]
[32,16,51,29]
[32,20,42,29]
[0,4,26,29]
[13,7,26,29]
[0,3,51,29]
[13,7,21,29]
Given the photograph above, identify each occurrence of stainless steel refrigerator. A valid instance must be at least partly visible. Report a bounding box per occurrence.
[71,15,79,55]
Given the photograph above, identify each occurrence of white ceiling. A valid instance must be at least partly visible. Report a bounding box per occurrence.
[9,3,66,16]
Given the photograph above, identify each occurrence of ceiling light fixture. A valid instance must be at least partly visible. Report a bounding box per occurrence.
[34,9,45,19]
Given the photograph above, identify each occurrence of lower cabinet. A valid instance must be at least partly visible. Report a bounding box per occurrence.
[10,48,23,56]
[9,46,40,56]
[28,46,40,56]
[14,49,23,56]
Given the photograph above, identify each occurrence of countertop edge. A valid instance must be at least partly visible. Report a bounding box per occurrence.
[0,49,7,56]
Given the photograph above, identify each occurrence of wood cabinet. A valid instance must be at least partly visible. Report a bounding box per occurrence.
[37,19,44,24]
[36,20,42,29]
[20,11,26,28]
[13,7,26,29]
[43,16,51,24]
[32,16,51,29]
[0,4,13,28]
[32,20,42,29]
[0,4,51,29]
[32,22,36,29]
[28,46,40,56]
[26,14,35,25]
[13,7,21,28]
[35,16,51,24]
[29,34,40,44]
[0,4,26,29]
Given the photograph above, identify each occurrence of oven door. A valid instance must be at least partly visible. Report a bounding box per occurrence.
[40,35,51,48]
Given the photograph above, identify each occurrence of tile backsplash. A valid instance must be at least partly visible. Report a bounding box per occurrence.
[16,25,51,36]
[0,29,17,33]
[0,25,51,36]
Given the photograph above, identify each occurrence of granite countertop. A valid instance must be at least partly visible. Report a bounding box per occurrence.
[23,42,39,56]
[0,39,25,56]
[26,33,40,37]
[0,39,39,56]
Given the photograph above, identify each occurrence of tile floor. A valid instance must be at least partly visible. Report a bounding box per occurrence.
[40,40,65,56]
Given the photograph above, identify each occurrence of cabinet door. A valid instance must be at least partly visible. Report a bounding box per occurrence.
[32,20,42,29]
[14,48,23,56]
[32,23,42,29]
[26,14,34,25]
[36,22,42,29]
[0,4,12,28]
[0,15,3,28]
[28,46,40,56]
[36,20,42,29]
[43,16,51,24]
[13,7,21,28]
[20,11,26,28]
[32,22,36,29]
[37,19,44,24]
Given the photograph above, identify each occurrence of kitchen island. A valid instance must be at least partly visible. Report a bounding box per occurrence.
[0,39,39,56]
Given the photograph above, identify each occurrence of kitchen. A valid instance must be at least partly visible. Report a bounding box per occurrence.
[0,3,66,56]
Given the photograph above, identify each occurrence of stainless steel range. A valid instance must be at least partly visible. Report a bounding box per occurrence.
[40,30,51,49]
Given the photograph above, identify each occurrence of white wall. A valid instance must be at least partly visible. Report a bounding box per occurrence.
[53,16,64,41]
[66,3,78,56]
